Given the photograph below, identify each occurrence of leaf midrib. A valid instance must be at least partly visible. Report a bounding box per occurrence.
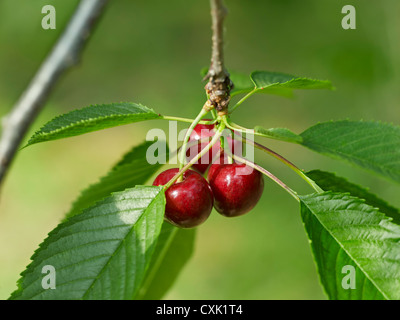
[301,197,389,300]
[301,122,400,173]
[80,191,161,300]
[302,140,399,179]
[37,112,158,137]
[136,226,178,299]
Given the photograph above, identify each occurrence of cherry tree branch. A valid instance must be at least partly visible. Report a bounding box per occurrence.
[0,0,108,187]
[209,0,227,79]
[204,0,232,115]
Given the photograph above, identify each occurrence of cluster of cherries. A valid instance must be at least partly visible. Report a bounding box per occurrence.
[153,121,264,228]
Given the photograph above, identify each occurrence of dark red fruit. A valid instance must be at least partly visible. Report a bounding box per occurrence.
[186,120,241,174]
[207,163,264,217]
[152,168,214,228]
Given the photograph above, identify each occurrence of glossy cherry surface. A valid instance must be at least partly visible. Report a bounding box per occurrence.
[207,163,264,217]
[152,168,214,228]
[186,120,241,173]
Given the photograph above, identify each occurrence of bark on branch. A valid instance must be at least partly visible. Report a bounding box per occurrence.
[204,0,232,115]
[0,0,108,188]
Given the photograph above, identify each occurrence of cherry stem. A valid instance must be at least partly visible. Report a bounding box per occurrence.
[161,115,216,125]
[219,134,233,164]
[230,153,299,201]
[171,137,215,160]
[178,108,209,179]
[225,119,292,141]
[242,138,323,194]
[226,129,234,164]
[221,117,323,193]
[164,122,226,190]
[227,121,249,131]
[219,132,225,150]
[223,120,259,136]
[229,89,257,113]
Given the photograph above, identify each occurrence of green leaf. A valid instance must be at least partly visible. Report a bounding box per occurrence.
[300,121,400,184]
[254,126,303,143]
[136,222,196,300]
[25,102,161,147]
[229,72,255,97]
[300,192,400,300]
[201,69,332,98]
[10,186,165,300]
[63,141,189,300]
[230,71,295,97]
[307,170,400,224]
[251,71,334,95]
[65,141,166,220]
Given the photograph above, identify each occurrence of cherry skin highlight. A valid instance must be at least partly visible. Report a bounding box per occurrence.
[186,119,241,174]
[152,168,214,228]
[207,163,264,217]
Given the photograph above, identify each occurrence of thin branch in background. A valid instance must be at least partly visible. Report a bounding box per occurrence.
[204,0,232,115]
[0,0,109,188]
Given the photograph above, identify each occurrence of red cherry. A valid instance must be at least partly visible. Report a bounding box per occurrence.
[207,163,264,217]
[152,168,214,228]
[186,120,241,173]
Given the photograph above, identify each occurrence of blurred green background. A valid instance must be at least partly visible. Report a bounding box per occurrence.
[1,0,399,300]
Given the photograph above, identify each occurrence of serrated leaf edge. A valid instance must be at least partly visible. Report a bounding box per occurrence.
[254,126,303,143]
[250,71,334,91]
[300,191,396,300]
[24,102,160,148]
[9,185,164,300]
